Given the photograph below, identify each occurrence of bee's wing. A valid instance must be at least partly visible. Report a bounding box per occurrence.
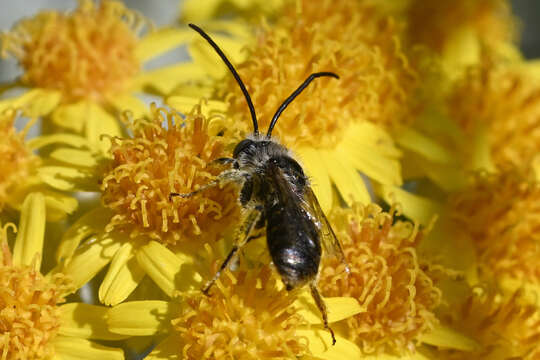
[303,187,349,271]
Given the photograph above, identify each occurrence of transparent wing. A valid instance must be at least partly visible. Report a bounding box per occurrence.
[303,187,349,272]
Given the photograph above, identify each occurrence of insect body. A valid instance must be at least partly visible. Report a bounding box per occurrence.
[171,24,348,345]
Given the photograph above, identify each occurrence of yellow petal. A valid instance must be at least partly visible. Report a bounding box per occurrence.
[298,329,362,360]
[99,242,146,306]
[84,101,123,154]
[57,207,112,262]
[0,88,61,118]
[136,241,202,297]
[12,193,46,269]
[295,293,364,324]
[37,166,89,191]
[61,234,123,291]
[167,95,228,117]
[53,336,124,360]
[135,28,192,63]
[396,128,454,164]
[58,303,128,340]
[27,133,91,150]
[296,147,333,212]
[181,0,222,22]
[418,323,480,351]
[377,184,442,226]
[133,63,208,94]
[107,94,148,119]
[189,34,246,79]
[144,335,178,360]
[49,148,100,168]
[350,122,402,158]
[322,149,371,205]
[108,300,175,336]
[51,102,89,133]
[42,190,78,221]
[469,123,495,172]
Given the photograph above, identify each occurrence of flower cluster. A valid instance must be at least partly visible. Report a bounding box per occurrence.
[1,0,539,359]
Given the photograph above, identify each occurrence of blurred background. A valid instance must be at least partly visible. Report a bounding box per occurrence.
[0,0,539,84]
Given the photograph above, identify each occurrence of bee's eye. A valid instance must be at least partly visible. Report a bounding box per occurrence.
[233,139,255,158]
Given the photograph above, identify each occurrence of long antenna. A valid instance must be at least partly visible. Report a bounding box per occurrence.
[188,23,259,135]
[267,72,339,138]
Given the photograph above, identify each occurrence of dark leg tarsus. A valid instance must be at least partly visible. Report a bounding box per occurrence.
[169,170,244,201]
[310,282,336,346]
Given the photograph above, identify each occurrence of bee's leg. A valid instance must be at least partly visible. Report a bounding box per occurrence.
[309,282,336,346]
[169,170,244,200]
[202,208,262,295]
[211,157,239,169]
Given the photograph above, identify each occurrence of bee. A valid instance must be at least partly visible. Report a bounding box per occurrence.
[170,24,349,345]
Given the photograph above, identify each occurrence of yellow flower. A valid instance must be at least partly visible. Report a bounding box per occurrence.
[448,57,540,175]
[173,0,415,211]
[438,287,540,359]
[0,109,83,220]
[0,192,126,360]
[319,203,454,356]
[56,104,242,305]
[450,168,540,296]
[108,244,365,360]
[404,0,520,77]
[0,0,194,152]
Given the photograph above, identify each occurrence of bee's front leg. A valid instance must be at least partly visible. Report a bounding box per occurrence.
[169,169,245,200]
[202,206,263,295]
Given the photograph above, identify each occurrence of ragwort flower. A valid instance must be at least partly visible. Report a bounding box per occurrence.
[56,104,243,305]
[0,192,125,360]
[319,203,454,356]
[108,245,364,360]
[0,109,85,220]
[0,0,194,152]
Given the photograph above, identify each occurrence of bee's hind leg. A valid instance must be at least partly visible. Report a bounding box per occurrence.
[309,282,336,346]
[202,208,262,295]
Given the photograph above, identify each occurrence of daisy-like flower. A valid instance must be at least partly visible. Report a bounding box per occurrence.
[0,0,194,152]
[438,286,540,359]
[317,203,469,356]
[57,104,243,305]
[450,168,540,297]
[448,57,540,175]
[173,0,416,212]
[404,0,520,77]
[108,244,364,360]
[0,109,84,220]
[0,192,126,360]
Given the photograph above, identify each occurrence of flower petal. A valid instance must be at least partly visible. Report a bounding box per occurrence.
[295,292,364,324]
[49,148,100,168]
[12,192,46,269]
[107,94,148,119]
[418,323,480,352]
[84,101,123,154]
[377,184,442,226]
[58,303,128,340]
[298,329,362,360]
[181,0,223,22]
[322,149,371,205]
[61,234,123,291]
[167,95,227,117]
[99,242,146,306]
[135,28,192,63]
[133,64,208,94]
[53,336,124,360]
[144,335,179,360]
[27,133,91,150]
[57,207,112,262]
[108,300,175,336]
[189,34,246,79]
[296,147,333,212]
[396,128,454,164]
[0,88,61,118]
[37,166,90,191]
[136,241,203,297]
[51,102,89,133]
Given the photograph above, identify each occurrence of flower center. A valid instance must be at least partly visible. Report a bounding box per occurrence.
[171,264,309,359]
[0,228,71,360]
[319,204,441,354]
[223,0,417,149]
[101,105,241,247]
[1,0,142,102]
[0,110,38,210]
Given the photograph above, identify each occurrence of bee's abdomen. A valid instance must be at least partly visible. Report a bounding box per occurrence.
[266,203,321,289]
